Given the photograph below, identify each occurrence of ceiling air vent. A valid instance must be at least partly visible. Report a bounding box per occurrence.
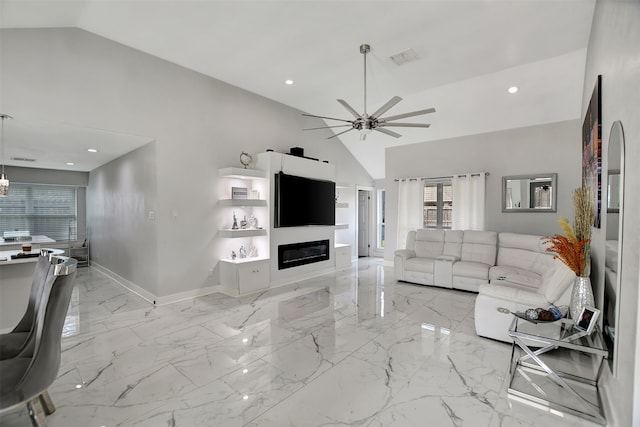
[389,48,419,66]
[11,157,37,162]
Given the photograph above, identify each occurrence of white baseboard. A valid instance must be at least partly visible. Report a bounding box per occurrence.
[90,263,221,306]
[155,285,222,306]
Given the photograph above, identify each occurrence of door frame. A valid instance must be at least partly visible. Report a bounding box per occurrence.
[356,185,375,257]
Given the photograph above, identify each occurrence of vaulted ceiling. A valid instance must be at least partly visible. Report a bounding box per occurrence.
[0,0,595,178]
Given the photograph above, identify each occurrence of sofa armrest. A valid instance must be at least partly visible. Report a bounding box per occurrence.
[394,249,416,260]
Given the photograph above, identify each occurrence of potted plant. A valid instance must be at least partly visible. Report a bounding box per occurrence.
[543,187,595,320]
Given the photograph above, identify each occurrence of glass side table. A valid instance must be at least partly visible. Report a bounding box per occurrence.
[508,317,608,425]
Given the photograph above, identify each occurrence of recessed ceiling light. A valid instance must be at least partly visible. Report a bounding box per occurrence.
[284,79,294,85]
[87,148,98,153]
[508,86,519,94]
[66,162,75,166]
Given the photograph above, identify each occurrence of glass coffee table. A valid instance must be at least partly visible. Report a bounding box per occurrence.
[508,317,608,425]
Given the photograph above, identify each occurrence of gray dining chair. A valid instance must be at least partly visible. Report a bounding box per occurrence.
[0,249,57,361]
[0,256,78,426]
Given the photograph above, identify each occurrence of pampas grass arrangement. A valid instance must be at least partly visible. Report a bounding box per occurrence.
[543,187,594,277]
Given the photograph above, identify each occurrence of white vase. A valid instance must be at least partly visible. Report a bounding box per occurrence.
[569,276,595,320]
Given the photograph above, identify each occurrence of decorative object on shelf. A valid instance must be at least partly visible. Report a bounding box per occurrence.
[240,215,247,230]
[250,189,260,199]
[0,114,12,197]
[302,44,435,141]
[231,251,237,260]
[582,75,602,228]
[335,190,339,203]
[240,151,253,169]
[232,186,248,199]
[543,187,595,320]
[231,212,239,230]
[239,245,247,258]
[247,214,258,229]
[248,244,258,257]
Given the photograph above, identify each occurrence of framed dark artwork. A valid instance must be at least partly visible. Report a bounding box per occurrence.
[582,75,602,228]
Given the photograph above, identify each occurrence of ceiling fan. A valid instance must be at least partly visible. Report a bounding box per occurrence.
[303,44,435,140]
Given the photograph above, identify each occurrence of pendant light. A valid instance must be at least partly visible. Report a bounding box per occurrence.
[0,114,11,197]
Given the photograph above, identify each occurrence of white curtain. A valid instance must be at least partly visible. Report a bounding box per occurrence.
[396,179,423,249]
[452,173,486,230]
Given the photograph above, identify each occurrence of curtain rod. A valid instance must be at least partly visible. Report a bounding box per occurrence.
[394,172,489,182]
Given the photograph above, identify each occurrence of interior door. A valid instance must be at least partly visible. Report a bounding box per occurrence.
[358,190,370,257]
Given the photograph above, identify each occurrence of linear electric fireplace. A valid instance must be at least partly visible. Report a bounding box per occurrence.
[278,240,330,270]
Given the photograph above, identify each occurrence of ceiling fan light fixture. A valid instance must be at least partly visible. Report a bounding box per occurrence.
[302,44,435,140]
[0,114,12,197]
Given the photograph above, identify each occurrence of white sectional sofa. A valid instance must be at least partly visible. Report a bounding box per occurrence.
[394,229,498,293]
[395,230,575,343]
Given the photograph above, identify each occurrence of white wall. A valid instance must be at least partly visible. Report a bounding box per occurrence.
[1,28,373,298]
[384,120,581,261]
[582,2,640,425]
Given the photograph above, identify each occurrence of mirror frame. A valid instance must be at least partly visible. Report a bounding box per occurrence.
[501,173,557,213]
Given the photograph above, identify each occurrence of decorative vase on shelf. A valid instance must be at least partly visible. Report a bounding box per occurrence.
[569,276,595,320]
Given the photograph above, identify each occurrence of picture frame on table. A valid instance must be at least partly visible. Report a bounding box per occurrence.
[575,306,600,335]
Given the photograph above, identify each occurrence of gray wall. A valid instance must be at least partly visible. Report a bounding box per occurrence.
[1,28,372,298]
[384,120,581,261]
[582,1,640,425]
[88,142,158,296]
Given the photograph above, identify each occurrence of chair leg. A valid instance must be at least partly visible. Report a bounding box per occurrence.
[26,400,48,427]
[38,391,56,415]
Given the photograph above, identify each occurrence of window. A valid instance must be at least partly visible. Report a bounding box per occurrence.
[377,189,385,249]
[423,181,452,229]
[0,184,78,242]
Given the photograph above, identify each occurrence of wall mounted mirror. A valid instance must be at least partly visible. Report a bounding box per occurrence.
[502,173,557,212]
[603,120,625,375]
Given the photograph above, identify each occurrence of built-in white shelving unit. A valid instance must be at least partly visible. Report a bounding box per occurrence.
[334,183,352,269]
[217,199,267,207]
[217,166,270,295]
[218,229,267,238]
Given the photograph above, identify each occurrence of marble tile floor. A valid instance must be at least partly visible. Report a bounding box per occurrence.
[1,258,597,426]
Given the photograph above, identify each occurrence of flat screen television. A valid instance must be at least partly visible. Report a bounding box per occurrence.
[274,172,336,227]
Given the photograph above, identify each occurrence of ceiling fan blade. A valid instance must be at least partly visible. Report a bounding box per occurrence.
[327,127,355,139]
[374,127,402,138]
[302,113,353,123]
[370,96,403,120]
[303,124,352,131]
[337,99,362,119]
[381,107,436,122]
[379,122,431,128]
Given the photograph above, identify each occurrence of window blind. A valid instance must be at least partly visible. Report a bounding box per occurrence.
[0,184,78,242]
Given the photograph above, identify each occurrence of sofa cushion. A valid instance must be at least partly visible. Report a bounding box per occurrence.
[404,257,436,274]
[499,232,546,252]
[461,230,497,265]
[453,261,490,280]
[413,229,445,258]
[489,265,542,288]
[538,260,575,302]
[443,230,463,259]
